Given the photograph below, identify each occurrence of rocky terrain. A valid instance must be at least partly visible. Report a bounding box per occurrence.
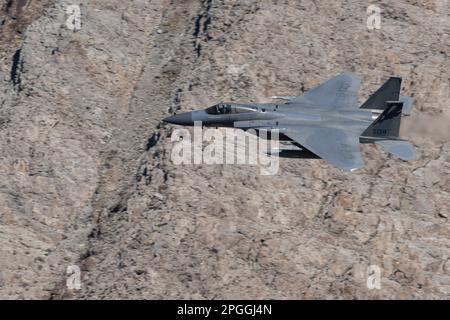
[0,0,449,299]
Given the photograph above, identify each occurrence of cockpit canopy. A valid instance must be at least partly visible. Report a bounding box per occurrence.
[206,103,232,115]
[205,103,257,115]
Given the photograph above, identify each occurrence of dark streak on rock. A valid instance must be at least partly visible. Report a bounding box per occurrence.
[146,133,159,151]
[10,48,23,91]
[193,0,213,57]
[6,0,14,12]
[110,203,127,214]
[174,88,182,112]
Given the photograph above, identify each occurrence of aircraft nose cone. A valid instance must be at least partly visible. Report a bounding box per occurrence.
[163,112,192,125]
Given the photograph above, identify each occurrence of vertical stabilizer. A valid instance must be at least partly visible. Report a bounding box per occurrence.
[362,101,403,138]
[360,77,401,110]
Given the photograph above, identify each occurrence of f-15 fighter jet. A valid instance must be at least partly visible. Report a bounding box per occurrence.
[163,73,416,171]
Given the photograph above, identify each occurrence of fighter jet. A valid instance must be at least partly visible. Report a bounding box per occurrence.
[163,73,416,171]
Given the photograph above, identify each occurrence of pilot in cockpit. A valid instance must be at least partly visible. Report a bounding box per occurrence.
[206,103,232,114]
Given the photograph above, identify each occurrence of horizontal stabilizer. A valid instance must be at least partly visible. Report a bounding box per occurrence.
[399,96,413,116]
[375,140,416,161]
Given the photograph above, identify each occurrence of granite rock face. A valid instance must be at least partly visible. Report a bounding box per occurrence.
[0,0,449,299]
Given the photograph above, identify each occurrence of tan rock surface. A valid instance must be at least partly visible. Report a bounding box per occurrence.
[0,0,449,299]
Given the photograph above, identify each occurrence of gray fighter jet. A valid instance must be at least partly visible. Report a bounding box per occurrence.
[163,73,416,171]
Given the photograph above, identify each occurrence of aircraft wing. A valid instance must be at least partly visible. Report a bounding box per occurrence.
[289,73,361,109]
[283,126,365,171]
